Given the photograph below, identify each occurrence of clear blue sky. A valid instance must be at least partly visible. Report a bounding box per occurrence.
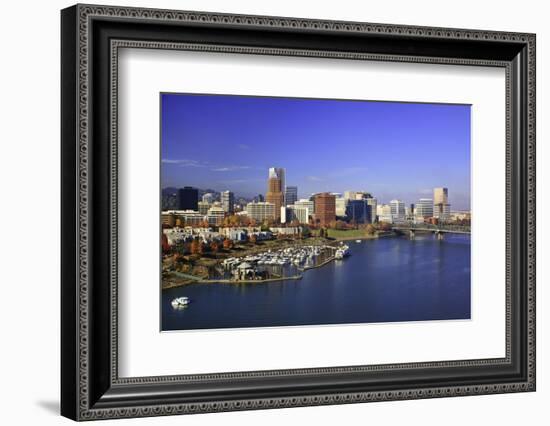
[161,93,471,210]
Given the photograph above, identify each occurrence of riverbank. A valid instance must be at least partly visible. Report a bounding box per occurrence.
[162,232,399,290]
[163,248,339,289]
[162,273,304,288]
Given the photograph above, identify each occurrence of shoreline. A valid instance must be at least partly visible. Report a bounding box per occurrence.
[162,233,397,290]
[163,252,340,290]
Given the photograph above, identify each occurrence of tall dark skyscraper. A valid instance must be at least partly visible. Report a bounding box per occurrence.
[176,186,198,210]
[284,185,298,207]
[346,199,372,224]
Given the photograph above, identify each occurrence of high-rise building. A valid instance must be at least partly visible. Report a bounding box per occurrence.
[221,190,235,214]
[246,201,276,222]
[415,198,434,218]
[335,197,348,217]
[284,185,298,207]
[366,198,378,222]
[266,167,285,220]
[176,187,198,210]
[314,193,336,226]
[433,187,448,205]
[377,204,393,223]
[346,199,372,224]
[433,187,451,220]
[390,199,406,222]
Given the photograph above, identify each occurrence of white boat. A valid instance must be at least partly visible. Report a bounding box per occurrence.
[171,296,190,308]
[355,240,362,243]
[335,245,351,259]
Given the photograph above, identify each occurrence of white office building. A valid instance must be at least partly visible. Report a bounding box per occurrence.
[415,198,434,218]
[390,199,406,222]
[286,205,310,224]
[206,206,225,225]
[294,198,315,214]
[335,197,348,217]
[246,202,276,222]
[376,204,393,223]
[221,190,235,213]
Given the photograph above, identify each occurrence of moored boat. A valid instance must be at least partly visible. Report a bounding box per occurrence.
[171,296,190,308]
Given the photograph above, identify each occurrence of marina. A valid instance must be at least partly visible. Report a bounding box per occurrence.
[221,244,348,282]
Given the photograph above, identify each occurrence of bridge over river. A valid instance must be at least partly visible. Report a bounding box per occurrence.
[391,223,471,240]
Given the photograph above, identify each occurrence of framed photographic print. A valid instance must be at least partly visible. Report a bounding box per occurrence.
[61,4,536,421]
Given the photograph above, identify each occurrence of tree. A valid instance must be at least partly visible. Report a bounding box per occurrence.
[378,221,392,232]
[190,239,201,255]
[249,234,257,244]
[210,241,219,253]
[223,238,233,250]
[365,224,376,235]
[335,220,347,230]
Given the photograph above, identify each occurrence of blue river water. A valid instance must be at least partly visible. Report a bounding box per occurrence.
[162,234,471,331]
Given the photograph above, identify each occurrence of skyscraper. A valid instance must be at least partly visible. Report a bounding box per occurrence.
[176,186,198,210]
[390,199,406,222]
[366,198,378,222]
[433,187,451,220]
[284,185,298,207]
[314,192,336,226]
[221,190,235,214]
[346,199,372,224]
[266,167,285,220]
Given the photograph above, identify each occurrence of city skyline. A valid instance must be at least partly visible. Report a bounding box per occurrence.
[161,93,471,209]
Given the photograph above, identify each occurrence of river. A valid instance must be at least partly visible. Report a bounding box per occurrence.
[162,234,471,331]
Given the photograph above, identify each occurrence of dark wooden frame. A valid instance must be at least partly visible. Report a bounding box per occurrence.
[61,4,536,421]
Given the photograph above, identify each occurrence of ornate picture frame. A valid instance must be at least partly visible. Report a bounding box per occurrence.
[61,4,535,420]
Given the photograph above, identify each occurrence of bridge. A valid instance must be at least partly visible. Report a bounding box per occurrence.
[391,223,470,240]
